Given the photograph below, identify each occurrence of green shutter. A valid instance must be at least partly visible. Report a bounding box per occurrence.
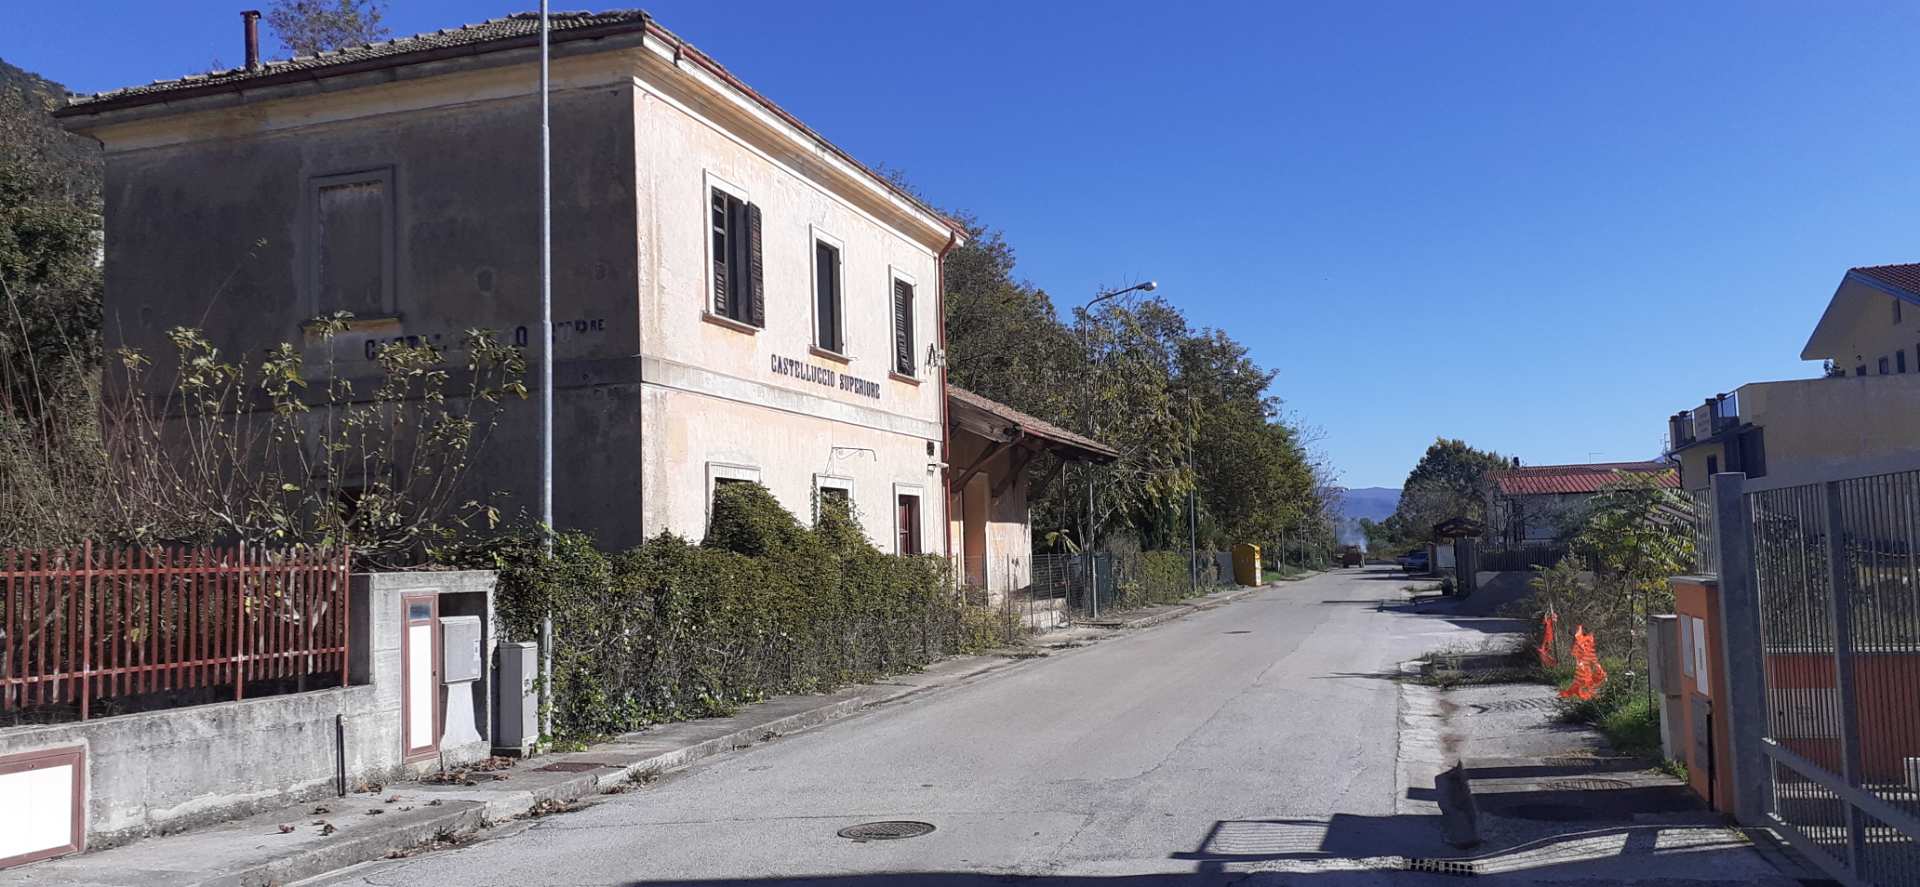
[746,202,765,327]
[711,192,730,316]
[893,279,914,375]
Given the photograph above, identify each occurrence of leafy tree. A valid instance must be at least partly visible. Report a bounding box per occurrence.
[0,59,102,417]
[1387,438,1507,545]
[1572,472,1695,654]
[265,0,390,55]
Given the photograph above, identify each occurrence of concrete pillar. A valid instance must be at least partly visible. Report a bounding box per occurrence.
[1709,472,1770,826]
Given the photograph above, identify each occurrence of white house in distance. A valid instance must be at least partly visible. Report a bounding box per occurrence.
[56,11,965,552]
[1486,460,1677,544]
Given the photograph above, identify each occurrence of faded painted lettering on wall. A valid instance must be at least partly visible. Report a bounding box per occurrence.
[770,354,881,399]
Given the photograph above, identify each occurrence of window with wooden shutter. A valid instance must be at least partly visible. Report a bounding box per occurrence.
[707,183,761,327]
[710,190,732,317]
[746,202,764,327]
[814,240,843,353]
[892,277,915,376]
[311,169,394,318]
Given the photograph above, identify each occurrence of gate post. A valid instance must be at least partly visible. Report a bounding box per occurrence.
[1820,481,1869,870]
[1710,472,1770,826]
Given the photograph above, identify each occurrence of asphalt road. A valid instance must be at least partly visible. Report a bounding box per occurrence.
[311,567,1504,886]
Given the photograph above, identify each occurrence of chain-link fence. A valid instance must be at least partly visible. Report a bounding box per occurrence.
[951,549,1236,638]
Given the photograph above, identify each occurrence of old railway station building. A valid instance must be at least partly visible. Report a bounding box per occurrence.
[59,12,969,553]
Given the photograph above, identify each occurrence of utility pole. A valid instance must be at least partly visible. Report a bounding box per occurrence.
[536,1,555,744]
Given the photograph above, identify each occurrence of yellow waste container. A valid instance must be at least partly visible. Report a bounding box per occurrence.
[1231,543,1262,586]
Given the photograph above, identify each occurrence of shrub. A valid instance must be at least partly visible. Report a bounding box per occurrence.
[488,482,990,742]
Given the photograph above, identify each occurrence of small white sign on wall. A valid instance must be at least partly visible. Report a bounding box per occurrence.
[1679,617,1695,678]
[1691,616,1710,696]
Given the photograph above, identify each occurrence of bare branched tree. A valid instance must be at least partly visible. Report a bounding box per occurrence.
[265,0,390,56]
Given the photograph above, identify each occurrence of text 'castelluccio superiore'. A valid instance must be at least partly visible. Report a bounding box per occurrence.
[770,354,881,399]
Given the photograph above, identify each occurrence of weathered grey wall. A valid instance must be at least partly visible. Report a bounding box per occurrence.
[97,85,647,546]
[0,571,495,848]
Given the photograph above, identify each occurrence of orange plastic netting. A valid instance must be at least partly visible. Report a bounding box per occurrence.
[1536,612,1558,667]
[1558,625,1608,700]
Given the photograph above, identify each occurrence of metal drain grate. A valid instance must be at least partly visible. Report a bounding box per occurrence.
[536,761,613,773]
[1405,857,1478,877]
[1470,697,1560,714]
[1544,777,1632,791]
[837,820,935,841]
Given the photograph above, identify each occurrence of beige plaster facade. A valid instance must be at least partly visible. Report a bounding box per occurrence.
[60,16,961,551]
[1671,375,1920,492]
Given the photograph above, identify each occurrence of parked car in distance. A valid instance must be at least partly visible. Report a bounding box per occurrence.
[1397,549,1429,573]
[1339,545,1365,567]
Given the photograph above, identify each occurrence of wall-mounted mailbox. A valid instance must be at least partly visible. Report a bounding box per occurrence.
[441,615,483,684]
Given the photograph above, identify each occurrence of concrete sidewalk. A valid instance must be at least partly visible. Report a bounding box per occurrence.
[1,582,1266,887]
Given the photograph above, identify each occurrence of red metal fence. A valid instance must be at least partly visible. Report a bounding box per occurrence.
[1,543,351,721]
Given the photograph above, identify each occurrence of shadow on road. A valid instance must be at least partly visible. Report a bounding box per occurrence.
[609,810,1776,885]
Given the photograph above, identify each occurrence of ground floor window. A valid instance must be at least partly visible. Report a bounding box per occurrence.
[896,493,922,555]
[814,474,853,524]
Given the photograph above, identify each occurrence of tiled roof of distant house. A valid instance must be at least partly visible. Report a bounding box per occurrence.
[55,10,961,236]
[947,387,1119,462]
[1494,461,1678,497]
[1848,263,1920,299]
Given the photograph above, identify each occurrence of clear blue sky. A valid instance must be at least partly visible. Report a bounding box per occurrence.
[9,2,1918,488]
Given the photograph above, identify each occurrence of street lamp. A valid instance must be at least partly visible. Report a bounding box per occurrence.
[1078,280,1156,618]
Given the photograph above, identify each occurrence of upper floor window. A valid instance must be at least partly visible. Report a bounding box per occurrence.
[1900,349,1909,374]
[310,169,394,318]
[708,177,763,327]
[1880,356,1892,375]
[812,230,845,354]
[1896,298,1905,325]
[891,270,917,377]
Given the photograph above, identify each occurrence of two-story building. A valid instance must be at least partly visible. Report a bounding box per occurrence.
[1666,262,1920,492]
[56,11,967,552]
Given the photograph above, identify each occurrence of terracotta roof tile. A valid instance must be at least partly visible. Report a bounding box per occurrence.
[56,10,961,236]
[64,12,650,107]
[1850,263,1920,298]
[1494,461,1677,497]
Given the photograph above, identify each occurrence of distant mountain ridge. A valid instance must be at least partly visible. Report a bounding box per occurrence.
[1331,486,1400,544]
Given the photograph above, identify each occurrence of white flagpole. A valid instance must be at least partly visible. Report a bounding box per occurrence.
[537,1,555,745]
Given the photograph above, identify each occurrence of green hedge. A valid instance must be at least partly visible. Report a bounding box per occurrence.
[489,482,997,741]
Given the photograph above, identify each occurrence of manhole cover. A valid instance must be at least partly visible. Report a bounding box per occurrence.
[536,761,613,773]
[1545,777,1632,791]
[838,820,935,841]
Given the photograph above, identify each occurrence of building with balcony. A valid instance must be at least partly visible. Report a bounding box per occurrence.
[1665,263,1920,492]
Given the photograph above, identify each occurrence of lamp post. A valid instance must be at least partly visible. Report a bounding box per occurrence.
[1079,280,1156,619]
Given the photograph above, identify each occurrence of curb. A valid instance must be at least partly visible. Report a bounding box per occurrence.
[1070,584,1268,631]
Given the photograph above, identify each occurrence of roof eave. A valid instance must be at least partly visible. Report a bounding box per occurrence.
[1802,270,1920,361]
[55,14,965,243]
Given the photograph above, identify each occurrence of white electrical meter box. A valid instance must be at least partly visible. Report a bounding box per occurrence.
[440,615,483,684]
